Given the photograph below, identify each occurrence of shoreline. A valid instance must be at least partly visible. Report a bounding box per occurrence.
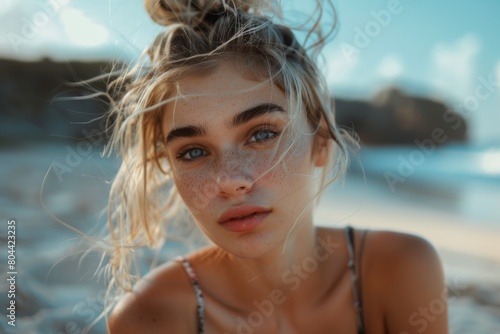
[316,174,500,286]
[1,143,500,333]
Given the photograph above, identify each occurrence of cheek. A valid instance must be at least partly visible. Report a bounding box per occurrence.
[172,137,313,214]
[173,169,219,216]
[259,136,314,189]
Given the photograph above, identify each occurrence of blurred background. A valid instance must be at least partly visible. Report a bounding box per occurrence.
[0,0,499,333]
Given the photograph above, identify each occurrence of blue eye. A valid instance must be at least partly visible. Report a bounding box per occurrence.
[249,129,278,143]
[177,147,206,161]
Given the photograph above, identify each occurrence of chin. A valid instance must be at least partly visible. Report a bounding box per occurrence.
[214,230,287,260]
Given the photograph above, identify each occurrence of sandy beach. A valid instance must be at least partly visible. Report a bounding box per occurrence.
[1,141,499,333]
[317,172,500,333]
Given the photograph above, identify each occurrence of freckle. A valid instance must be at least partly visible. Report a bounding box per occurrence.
[153,317,157,322]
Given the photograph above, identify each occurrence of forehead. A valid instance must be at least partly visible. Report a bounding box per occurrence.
[162,63,288,131]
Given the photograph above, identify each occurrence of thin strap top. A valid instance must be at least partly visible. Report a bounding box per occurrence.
[176,256,205,334]
[177,225,368,334]
[345,225,368,334]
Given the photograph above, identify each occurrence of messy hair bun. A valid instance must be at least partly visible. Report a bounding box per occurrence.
[144,0,263,27]
[100,0,350,319]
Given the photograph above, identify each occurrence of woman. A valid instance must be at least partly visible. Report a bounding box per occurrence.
[105,0,448,333]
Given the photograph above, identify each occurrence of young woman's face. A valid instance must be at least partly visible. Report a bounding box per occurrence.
[162,62,327,258]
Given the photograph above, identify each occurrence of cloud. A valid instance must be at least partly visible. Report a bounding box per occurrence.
[60,8,109,47]
[377,54,403,79]
[0,2,117,60]
[431,34,481,99]
[0,0,16,15]
[325,50,359,85]
[497,60,500,86]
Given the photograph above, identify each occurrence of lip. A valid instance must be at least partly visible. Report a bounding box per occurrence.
[218,204,272,233]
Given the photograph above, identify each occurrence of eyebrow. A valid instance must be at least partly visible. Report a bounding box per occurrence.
[229,103,285,128]
[165,103,285,144]
[166,125,206,144]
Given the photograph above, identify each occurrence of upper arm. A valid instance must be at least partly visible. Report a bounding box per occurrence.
[107,262,197,334]
[373,232,448,334]
[108,292,192,334]
[108,292,162,334]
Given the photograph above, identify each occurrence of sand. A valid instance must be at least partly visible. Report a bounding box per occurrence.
[1,142,499,333]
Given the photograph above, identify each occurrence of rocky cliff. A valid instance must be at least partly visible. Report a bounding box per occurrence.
[0,58,467,146]
[0,58,111,143]
[335,88,467,145]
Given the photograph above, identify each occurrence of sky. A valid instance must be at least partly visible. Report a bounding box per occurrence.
[0,0,499,145]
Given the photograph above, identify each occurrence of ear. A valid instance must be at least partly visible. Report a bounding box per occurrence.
[313,135,332,167]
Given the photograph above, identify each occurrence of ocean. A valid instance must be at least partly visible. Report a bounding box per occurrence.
[1,141,499,333]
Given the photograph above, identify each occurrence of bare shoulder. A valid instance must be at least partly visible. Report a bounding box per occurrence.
[363,230,448,334]
[108,259,198,334]
[363,230,444,281]
[363,229,442,265]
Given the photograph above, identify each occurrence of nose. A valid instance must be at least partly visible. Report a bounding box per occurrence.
[216,159,254,197]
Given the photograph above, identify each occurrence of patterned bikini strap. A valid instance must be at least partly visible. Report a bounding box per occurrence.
[176,256,205,334]
[345,225,366,334]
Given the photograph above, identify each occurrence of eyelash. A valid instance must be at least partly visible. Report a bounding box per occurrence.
[175,125,281,162]
[248,125,280,144]
[175,146,205,162]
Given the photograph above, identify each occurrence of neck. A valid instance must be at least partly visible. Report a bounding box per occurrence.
[221,224,343,310]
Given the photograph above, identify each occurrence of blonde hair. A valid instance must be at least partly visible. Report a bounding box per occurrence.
[95,0,354,328]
